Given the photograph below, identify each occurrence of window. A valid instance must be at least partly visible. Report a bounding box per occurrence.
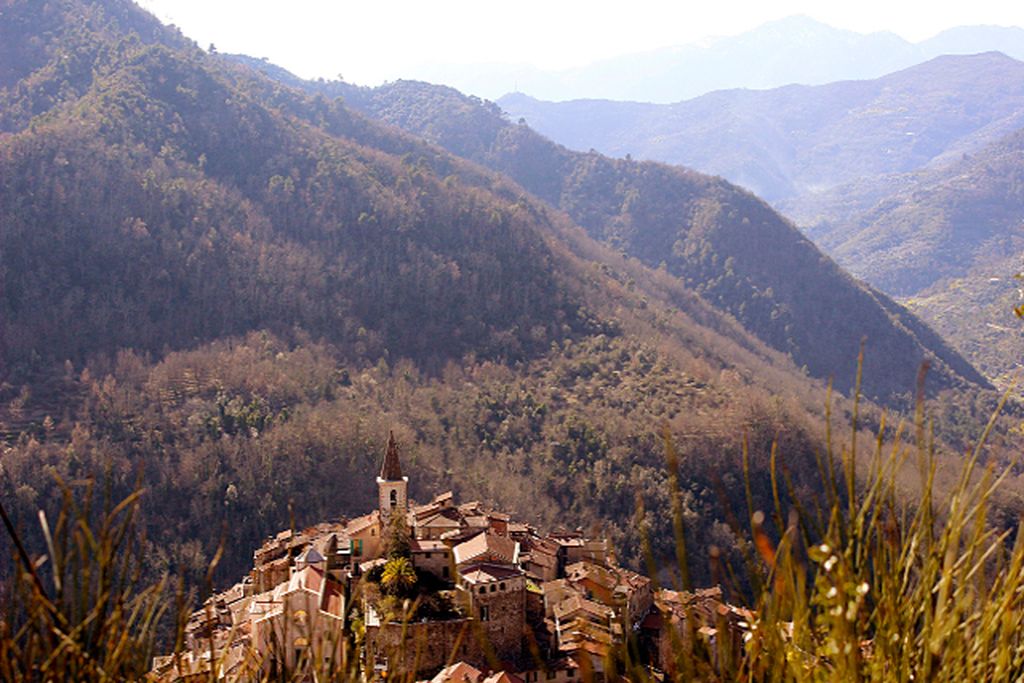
[424,552,431,559]
[442,567,450,579]
[567,670,575,678]
[479,605,490,622]
[479,587,486,595]
[390,490,398,508]
[490,585,496,593]
[499,582,506,591]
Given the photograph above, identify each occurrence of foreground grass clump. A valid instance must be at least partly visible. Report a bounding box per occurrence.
[0,478,171,681]
[3,376,1024,682]
[728,380,1024,682]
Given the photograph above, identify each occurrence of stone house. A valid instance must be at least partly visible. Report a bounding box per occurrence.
[411,537,453,580]
[249,562,346,673]
[346,511,382,564]
[456,562,527,665]
[639,586,750,677]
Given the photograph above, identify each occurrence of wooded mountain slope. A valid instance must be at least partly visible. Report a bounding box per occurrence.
[498,53,1024,205]
[0,5,604,378]
[273,75,988,402]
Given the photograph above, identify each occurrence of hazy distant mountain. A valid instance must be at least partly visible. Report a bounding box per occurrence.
[920,25,1024,60]
[499,53,1024,203]
[817,127,1024,295]
[410,16,1024,103]
[798,128,1024,384]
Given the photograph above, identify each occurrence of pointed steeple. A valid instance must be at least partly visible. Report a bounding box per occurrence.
[379,431,403,481]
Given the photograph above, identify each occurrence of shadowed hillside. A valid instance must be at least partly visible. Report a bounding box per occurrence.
[800,127,1024,384]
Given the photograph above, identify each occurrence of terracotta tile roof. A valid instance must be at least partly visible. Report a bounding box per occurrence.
[442,527,487,545]
[525,536,560,554]
[482,672,524,683]
[508,522,531,535]
[379,431,404,480]
[419,508,463,528]
[527,551,557,569]
[459,562,524,584]
[464,515,490,528]
[541,579,574,610]
[566,561,615,590]
[346,511,379,535]
[431,661,483,683]
[553,595,614,623]
[458,501,484,515]
[412,502,442,519]
[618,568,651,591]
[411,539,449,553]
[561,638,611,658]
[453,531,519,566]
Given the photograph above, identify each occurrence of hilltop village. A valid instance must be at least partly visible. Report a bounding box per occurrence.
[152,434,749,681]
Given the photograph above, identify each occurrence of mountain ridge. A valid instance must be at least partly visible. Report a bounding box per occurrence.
[498,52,1024,204]
[407,16,1024,103]
[247,73,989,401]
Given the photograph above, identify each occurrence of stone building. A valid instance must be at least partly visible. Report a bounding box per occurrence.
[457,562,527,665]
[249,562,346,673]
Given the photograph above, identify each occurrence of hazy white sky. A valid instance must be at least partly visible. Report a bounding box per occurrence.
[137,0,1024,86]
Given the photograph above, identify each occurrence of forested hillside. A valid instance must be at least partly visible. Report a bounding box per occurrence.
[279,76,987,402]
[0,0,854,590]
[487,50,1024,387]
[0,10,592,377]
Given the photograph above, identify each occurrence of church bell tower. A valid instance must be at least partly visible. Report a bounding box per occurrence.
[377,431,408,526]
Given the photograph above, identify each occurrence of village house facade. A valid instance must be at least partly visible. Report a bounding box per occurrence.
[152,433,747,681]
